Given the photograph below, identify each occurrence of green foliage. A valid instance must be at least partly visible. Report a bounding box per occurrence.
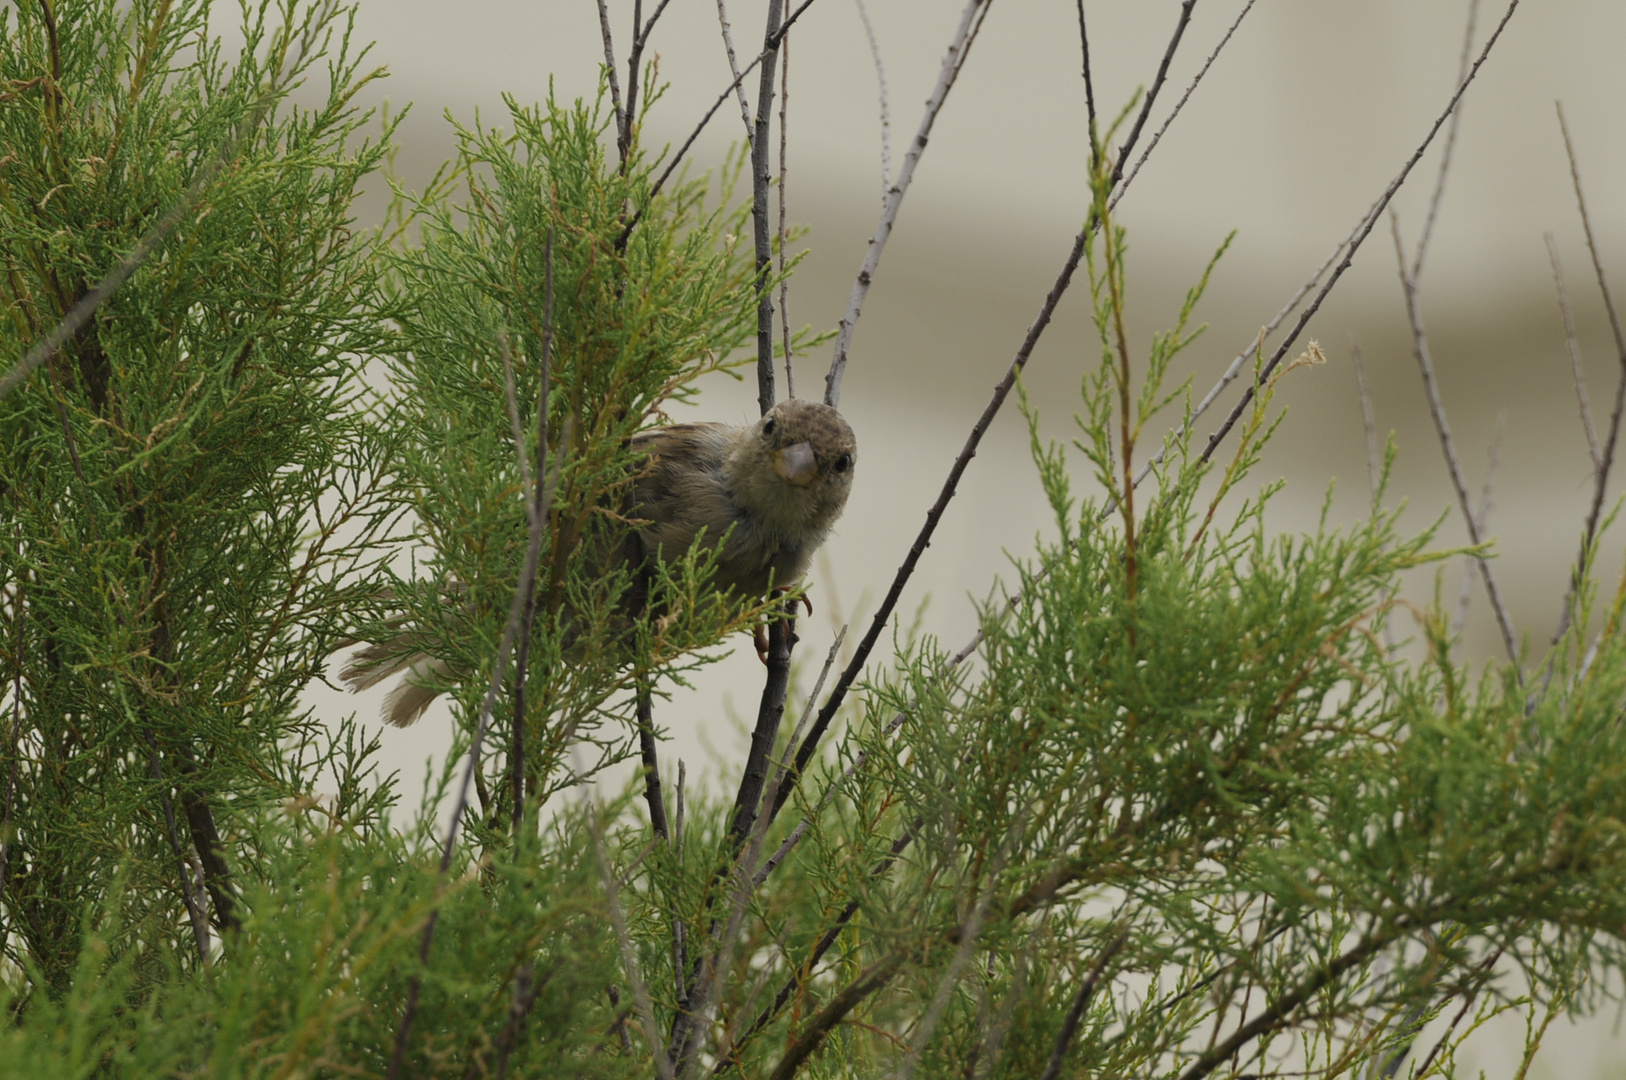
[0,0,394,997]
[1,3,1624,1078]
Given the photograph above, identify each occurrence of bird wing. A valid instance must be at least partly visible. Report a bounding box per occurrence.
[630,422,737,564]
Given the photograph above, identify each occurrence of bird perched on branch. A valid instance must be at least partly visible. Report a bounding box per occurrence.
[341,397,857,727]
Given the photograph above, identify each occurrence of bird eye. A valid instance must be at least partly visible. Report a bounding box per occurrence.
[762,417,777,439]
[834,453,852,473]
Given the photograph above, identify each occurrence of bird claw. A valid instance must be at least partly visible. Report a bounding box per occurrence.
[754,624,771,665]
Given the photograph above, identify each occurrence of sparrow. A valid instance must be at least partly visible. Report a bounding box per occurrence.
[341,398,857,727]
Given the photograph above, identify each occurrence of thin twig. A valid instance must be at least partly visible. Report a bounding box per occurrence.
[1109,0,1198,193]
[1453,415,1503,639]
[779,30,795,397]
[508,236,553,839]
[1110,0,1257,212]
[765,951,908,1080]
[1410,0,1481,281]
[853,0,892,197]
[0,541,23,911]
[1350,336,1382,502]
[617,0,824,250]
[1547,232,1601,470]
[823,0,993,408]
[1076,0,1098,168]
[724,829,917,1075]
[1551,101,1626,646]
[713,0,755,139]
[1037,924,1132,1080]
[595,0,626,155]
[636,682,670,839]
[752,0,788,416]
[1194,0,1522,471]
[587,784,677,1080]
[1390,212,1520,667]
[891,843,1012,1080]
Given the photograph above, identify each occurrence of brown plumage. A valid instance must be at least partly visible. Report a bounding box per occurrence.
[341,398,857,727]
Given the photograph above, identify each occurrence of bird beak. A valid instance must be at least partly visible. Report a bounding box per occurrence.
[773,441,818,487]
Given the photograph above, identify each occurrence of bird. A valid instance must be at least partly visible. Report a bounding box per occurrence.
[340,397,857,727]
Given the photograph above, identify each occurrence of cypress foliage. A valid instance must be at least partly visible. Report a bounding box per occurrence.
[0,3,1623,1078]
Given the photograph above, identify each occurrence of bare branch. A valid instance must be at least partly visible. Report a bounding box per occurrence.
[779,31,795,397]
[1390,213,1520,667]
[823,0,993,408]
[1547,232,1601,470]
[753,0,789,415]
[713,0,754,139]
[853,0,892,196]
[1453,414,1504,638]
[594,0,625,151]
[1551,101,1626,645]
[1076,0,1098,167]
[1109,0,1198,192]
[1411,0,1481,281]
[619,0,825,249]
[1350,336,1382,502]
[1194,0,1522,470]
[1110,0,1257,212]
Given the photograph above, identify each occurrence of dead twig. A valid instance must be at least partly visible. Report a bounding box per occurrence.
[1546,232,1601,470]
[823,0,994,408]
[1390,212,1520,667]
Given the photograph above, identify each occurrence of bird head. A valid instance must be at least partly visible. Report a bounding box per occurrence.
[729,398,857,536]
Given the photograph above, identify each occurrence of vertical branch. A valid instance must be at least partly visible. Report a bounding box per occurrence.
[508,232,553,839]
[636,682,670,839]
[1551,102,1626,645]
[0,539,23,911]
[823,0,992,408]
[853,0,892,197]
[1389,213,1520,667]
[1453,416,1503,639]
[1546,232,1601,470]
[595,0,626,158]
[145,741,211,968]
[752,0,788,416]
[778,29,795,398]
[1350,336,1382,502]
[1075,0,1098,167]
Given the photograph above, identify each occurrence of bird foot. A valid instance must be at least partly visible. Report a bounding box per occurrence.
[754,624,771,665]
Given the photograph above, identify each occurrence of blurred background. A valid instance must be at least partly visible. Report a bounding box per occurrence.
[298,1,1626,1072]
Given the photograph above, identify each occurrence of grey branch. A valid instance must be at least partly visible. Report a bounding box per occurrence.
[823,0,992,408]
[1390,212,1520,667]
[1110,0,1259,213]
[1550,102,1626,646]
[1546,232,1601,470]
[1410,0,1481,282]
[853,0,892,197]
[713,0,754,140]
